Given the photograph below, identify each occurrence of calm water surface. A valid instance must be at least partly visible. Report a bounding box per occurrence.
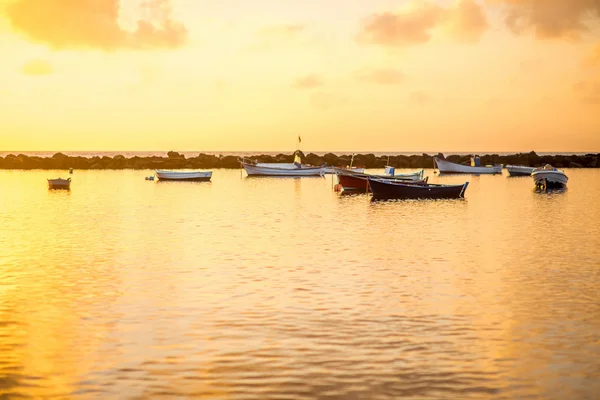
[1,169,599,399]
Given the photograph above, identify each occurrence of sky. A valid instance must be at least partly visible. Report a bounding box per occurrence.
[0,0,599,152]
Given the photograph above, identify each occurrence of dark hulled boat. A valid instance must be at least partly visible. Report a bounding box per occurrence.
[368,178,469,200]
[338,173,428,192]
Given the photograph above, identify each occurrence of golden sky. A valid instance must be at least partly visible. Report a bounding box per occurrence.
[0,0,599,152]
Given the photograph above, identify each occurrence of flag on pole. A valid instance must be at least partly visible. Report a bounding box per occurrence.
[298,136,301,144]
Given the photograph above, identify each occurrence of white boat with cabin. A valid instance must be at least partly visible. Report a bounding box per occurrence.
[506,165,535,176]
[434,156,502,174]
[532,165,568,190]
[155,170,212,181]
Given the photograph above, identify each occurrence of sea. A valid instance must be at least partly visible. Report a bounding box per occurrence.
[1,168,599,399]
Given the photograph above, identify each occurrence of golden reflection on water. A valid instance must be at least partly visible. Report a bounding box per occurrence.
[1,169,600,399]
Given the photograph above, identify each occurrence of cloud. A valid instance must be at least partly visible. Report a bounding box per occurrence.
[356,0,488,47]
[444,0,489,42]
[356,68,405,84]
[21,59,54,76]
[489,0,600,40]
[572,80,600,104]
[292,74,323,89]
[409,91,432,105]
[2,0,187,50]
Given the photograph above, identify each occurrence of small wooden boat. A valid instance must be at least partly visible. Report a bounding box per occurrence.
[336,169,428,192]
[155,170,212,181]
[240,155,325,177]
[532,165,568,190]
[435,156,502,174]
[48,177,71,189]
[368,178,469,200]
[506,165,535,176]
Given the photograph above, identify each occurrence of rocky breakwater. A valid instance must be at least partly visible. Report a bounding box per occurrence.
[0,151,599,170]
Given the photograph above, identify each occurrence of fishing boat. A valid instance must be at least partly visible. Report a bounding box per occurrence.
[506,165,535,176]
[434,156,502,174]
[155,170,212,181]
[48,177,71,189]
[240,151,325,177]
[532,165,568,190]
[335,168,427,192]
[368,178,469,200]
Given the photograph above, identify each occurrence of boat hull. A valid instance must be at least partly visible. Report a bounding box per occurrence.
[242,163,324,176]
[506,165,535,176]
[368,178,468,200]
[532,170,568,189]
[337,174,428,192]
[435,158,502,174]
[155,170,212,181]
[48,178,71,190]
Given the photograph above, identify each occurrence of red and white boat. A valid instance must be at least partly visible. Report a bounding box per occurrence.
[335,168,427,192]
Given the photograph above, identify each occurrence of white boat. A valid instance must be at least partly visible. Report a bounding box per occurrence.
[506,165,535,176]
[434,156,502,174]
[240,153,325,177]
[532,165,568,190]
[241,162,325,176]
[48,177,71,189]
[155,170,212,181]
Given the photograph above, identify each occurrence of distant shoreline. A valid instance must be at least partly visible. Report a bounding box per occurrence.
[1,151,599,169]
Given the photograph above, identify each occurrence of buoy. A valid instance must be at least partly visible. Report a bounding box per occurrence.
[69,168,73,174]
[333,184,343,192]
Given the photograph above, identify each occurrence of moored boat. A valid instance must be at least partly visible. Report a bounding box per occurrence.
[336,169,428,192]
[155,170,212,181]
[434,156,502,174]
[506,165,535,176]
[368,178,469,200]
[48,177,71,189]
[240,153,325,177]
[532,165,568,190]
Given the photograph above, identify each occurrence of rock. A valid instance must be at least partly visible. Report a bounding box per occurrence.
[167,151,184,159]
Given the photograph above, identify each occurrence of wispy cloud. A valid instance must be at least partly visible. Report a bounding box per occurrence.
[2,0,187,50]
[356,68,405,84]
[21,59,54,76]
[292,74,323,89]
[257,24,305,38]
[356,0,488,47]
[409,91,432,105]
